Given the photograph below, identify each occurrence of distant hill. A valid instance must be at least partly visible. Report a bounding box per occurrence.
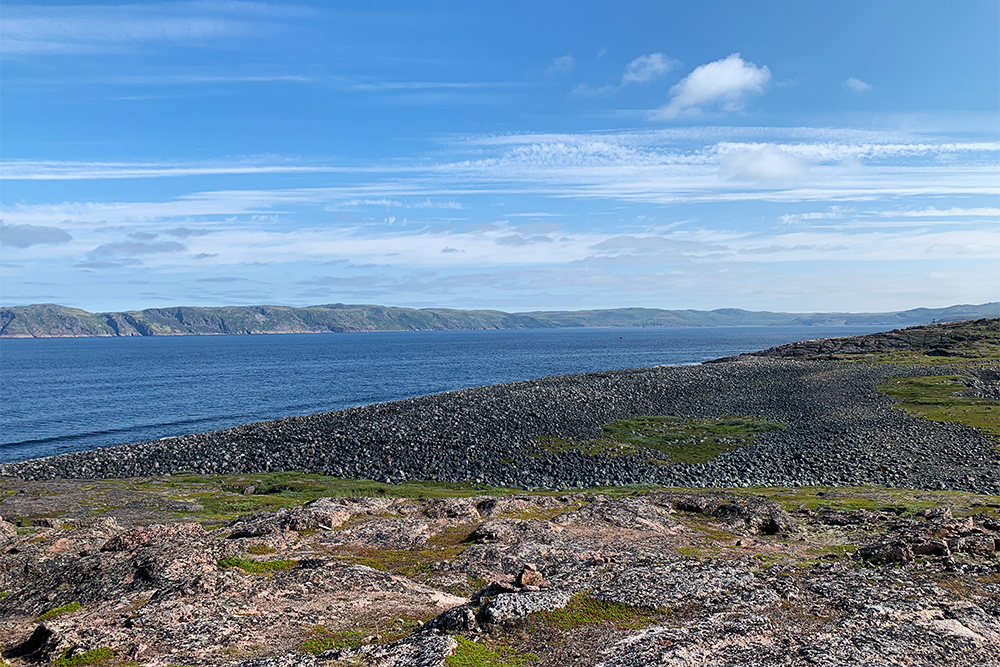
[1,302,997,338]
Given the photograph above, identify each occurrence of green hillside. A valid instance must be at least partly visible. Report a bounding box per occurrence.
[1,301,997,338]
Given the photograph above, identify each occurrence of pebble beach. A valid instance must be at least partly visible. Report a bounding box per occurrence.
[3,355,998,494]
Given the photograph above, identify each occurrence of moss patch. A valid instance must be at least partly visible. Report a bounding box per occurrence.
[445,637,539,667]
[879,375,999,443]
[53,648,114,666]
[301,628,365,654]
[540,415,785,464]
[246,543,277,555]
[37,601,82,621]
[531,593,661,630]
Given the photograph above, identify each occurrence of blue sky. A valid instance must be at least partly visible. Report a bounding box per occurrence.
[1,1,998,313]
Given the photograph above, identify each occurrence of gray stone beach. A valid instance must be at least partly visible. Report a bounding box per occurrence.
[4,355,998,494]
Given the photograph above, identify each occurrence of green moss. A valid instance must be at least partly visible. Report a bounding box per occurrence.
[301,629,365,654]
[217,556,296,574]
[531,593,660,630]
[332,542,468,579]
[246,544,277,555]
[445,637,538,667]
[879,375,1000,443]
[539,415,784,464]
[53,647,114,666]
[37,601,82,621]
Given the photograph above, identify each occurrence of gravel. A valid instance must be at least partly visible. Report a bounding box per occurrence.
[2,357,998,494]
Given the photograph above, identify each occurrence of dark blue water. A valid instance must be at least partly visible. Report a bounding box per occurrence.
[0,326,891,464]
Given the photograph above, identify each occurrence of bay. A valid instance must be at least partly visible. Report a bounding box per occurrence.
[0,325,891,464]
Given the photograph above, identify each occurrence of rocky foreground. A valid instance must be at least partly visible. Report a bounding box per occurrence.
[1,319,998,666]
[2,489,1000,666]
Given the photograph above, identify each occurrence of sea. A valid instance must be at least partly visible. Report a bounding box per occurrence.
[0,325,894,464]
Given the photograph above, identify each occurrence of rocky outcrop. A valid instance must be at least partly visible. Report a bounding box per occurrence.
[733,318,999,360]
[2,491,999,666]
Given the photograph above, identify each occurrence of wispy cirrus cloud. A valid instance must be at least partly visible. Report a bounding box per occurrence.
[0,160,356,181]
[1,1,308,56]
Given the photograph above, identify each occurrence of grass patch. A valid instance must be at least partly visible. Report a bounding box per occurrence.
[445,637,538,667]
[539,416,785,464]
[217,556,296,574]
[53,648,114,666]
[725,485,1000,517]
[531,593,660,631]
[330,520,477,578]
[331,540,470,579]
[301,628,365,654]
[37,601,82,621]
[879,375,999,443]
[246,544,277,555]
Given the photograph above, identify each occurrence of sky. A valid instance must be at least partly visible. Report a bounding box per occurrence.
[1,1,998,314]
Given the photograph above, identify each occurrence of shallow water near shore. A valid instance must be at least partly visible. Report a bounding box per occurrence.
[0,325,893,464]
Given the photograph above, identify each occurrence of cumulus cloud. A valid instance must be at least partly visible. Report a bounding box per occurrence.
[128,231,158,240]
[654,53,770,119]
[621,53,677,85]
[548,55,575,74]
[0,222,73,248]
[844,77,873,93]
[719,146,809,185]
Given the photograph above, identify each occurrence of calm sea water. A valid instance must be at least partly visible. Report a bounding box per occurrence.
[0,326,892,464]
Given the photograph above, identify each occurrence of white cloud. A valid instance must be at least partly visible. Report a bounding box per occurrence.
[844,77,873,93]
[654,53,770,119]
[884,207,1000,218]
[548,55,575,75]
[621,53,677,85]
[719,146,809,185]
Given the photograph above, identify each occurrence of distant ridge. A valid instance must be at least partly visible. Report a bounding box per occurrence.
[1,302,997,338]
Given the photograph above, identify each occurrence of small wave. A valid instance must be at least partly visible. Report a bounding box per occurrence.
[0,415,230,450]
